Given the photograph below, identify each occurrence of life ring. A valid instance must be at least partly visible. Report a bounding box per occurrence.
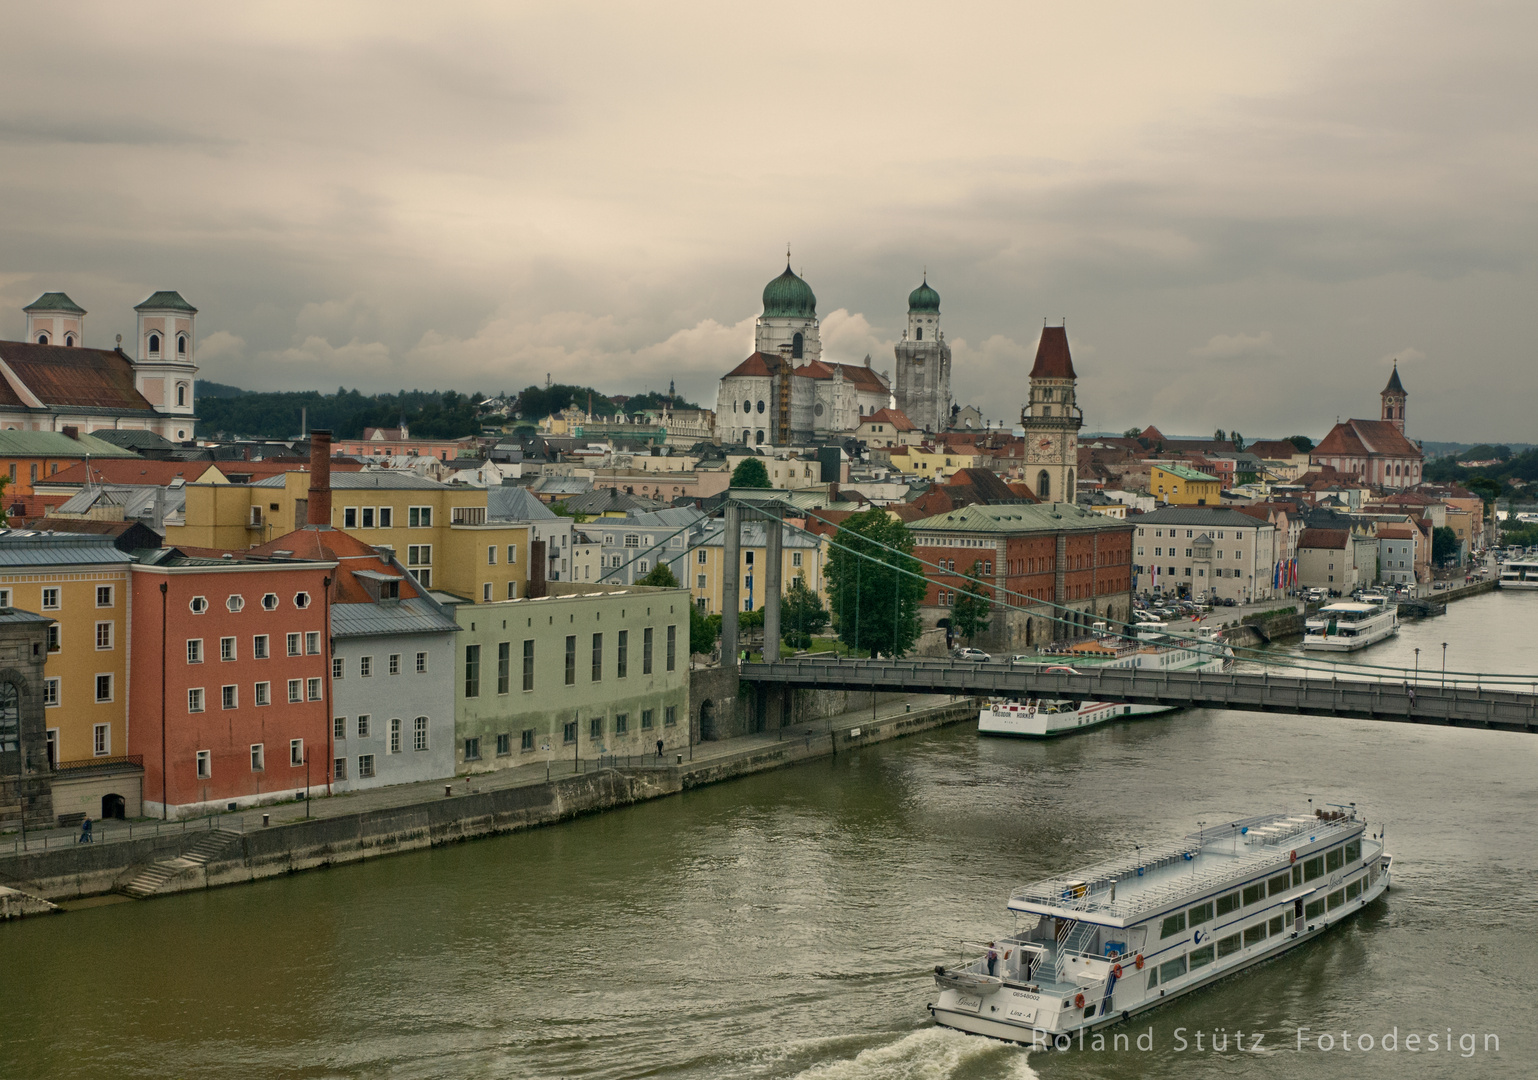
[1134,953,1145,970]
[1290,850,1297,863]
[1074,993,1085,1009]
[1026,705,1038,716]
[991,705,1000,714]
[1112,962,1124,979]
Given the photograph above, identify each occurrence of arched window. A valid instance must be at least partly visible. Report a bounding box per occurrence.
[148,333,161,355]
[755,430,765,445]
[792,332,804,359]
[915,327,923,341]
[36,333,48,345]
[756,400,765,414]
[176,384,187,407]
[1067,468,1074,490]
[1037,470,1051,500]
[64,334,74,347]
[177,334,188,356]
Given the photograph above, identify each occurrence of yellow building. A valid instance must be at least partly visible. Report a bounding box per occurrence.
[1151,464,1222,506]
[888,444,981,480]
[167,471,529,602]
[0,532,140,820]
[687,519,827,615]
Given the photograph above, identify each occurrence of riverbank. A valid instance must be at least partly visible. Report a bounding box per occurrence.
[0,694,977,913]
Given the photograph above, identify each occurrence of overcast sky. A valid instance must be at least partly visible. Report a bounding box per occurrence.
[3,2,1534,441]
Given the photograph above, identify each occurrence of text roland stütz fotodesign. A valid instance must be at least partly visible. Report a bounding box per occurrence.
[1031,1024,1502,1057]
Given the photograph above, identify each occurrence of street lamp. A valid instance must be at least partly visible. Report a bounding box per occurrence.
[1414,647,1420,685]
[1441,642,1448,689]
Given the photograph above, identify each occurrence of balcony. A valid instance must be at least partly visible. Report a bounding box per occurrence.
[52,754,144,776]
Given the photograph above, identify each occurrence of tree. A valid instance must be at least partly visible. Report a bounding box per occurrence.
[550,502,589,523]
[1432,526,1460,565]
[731,457,771,488]
[1230,431,1245,451]
[689,604,721,657]
[637,562,679,588]
[781,576,830,649]
[1122,427,1142,438]
[1214,429,1227,443]
[825,507,928,657]
[1466,475,1503,506]
[949,559,992,644]
[1286,435,1314,453]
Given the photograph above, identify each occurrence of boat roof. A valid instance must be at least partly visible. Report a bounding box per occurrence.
[1317,602,1378,613]
[1007,810,1365,927]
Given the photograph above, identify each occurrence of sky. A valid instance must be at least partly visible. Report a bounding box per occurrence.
[2,1,1535,442]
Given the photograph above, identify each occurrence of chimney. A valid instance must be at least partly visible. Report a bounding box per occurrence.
[307,429,333,526]
[528,538,547,598]
[62,425,79,440]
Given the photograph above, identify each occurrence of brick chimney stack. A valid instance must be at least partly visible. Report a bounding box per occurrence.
[307,429,333,526]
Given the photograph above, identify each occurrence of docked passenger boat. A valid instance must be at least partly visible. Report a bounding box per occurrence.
[1301,601,1399,651]
[978,630,1233,738]
[930,807,1391,1044]
[1498,561,1538,590]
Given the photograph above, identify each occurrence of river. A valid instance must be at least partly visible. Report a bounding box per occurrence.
[2,592,1533,1079]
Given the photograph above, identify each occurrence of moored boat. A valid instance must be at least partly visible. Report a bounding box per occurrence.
[1498,561,1538,590]
[1301,601,1398,651]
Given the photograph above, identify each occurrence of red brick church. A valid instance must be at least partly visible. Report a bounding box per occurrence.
[1309,364,1422,490]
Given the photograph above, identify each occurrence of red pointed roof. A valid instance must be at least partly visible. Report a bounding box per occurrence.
[723,352,781,378]
[860,407,916,431]
[1029,326,1076,379]
[1313,419,1421,459]
[796,359,888,393]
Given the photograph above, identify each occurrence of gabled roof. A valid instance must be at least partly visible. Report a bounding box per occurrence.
[488,485,557,521]
[909,501,1126,535]
[1245,440,1304,459]
[1029,326,1076,379]
[723,352,781,378]
[795,359,889,392]
[1298,528,1349,550]
[1313,419,1421,459]
[859,407,916,431]
[0,341,158,412]
[1132,507,1277,528]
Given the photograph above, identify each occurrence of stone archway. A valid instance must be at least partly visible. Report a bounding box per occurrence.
[699,700,717,741]
[102,793,126,820]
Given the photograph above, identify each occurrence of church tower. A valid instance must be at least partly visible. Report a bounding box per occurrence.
[1020,326,1082,504]
[754,256,820,364]
[892,275,951,432]
[132,290,199,442]
[1380,362,1407,433]
[23,292,86,347]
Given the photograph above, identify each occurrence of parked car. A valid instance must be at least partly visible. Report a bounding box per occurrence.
[954,647,992,662]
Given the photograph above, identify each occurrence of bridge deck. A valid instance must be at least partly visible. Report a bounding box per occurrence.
[740,658,1538,733]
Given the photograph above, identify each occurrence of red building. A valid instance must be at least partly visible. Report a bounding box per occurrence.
[130,554,335,818]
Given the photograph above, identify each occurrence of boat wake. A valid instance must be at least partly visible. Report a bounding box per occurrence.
[789,1027,1038,1080]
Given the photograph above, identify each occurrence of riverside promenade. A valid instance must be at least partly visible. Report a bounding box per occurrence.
[1,693,971,911]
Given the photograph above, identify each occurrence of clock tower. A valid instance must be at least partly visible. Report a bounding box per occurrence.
[1020,325,1081,504]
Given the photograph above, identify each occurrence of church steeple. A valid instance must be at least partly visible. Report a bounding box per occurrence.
[1381,362,1407,433]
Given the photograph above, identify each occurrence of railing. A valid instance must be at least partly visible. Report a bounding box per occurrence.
[50,754,144,774]
[1,808,244,857]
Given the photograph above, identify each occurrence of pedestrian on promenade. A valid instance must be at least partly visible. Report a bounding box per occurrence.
[78,816,92,844]
[656,739,664,759]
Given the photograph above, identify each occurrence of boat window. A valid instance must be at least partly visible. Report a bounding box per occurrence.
[1268,872,1291,896]
[1344,840,1361,863]
[1305,899,1325,921]
[1325,847,1344,872]
[1241,883,1264,906]
[1146,968,1158,989]
[1268,915,1285,936]
[1302,856,1324,881]
[1188,944,1215,970]
[1346,879,1362,901]
[1187,901,1213,926]
[1159,912,1186,938]
[1292,865,1303,887]
[1158,955,1187,983]
[1327,889,1345,911]
[1243,924,1266,947]
[1216,933,1241,958]
[1284,909,1294,928]
[1215,892,1241,916]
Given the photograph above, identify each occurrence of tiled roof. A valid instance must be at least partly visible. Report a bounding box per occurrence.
[39,459,210,487]
[723,352,780,378]
[860,407,916,431]
[1298,528,1349,550]
[795,360,888,393]
[0,429,140,458]
[1132,507,1277,528]
[909,502,1127,534]
[24,292,86,315]
[1313,419,1421,459]
[1029,326,1076,379]
[0,341,157,412]
[1245,440,1303,459]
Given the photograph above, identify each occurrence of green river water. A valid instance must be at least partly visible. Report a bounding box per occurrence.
[2,591,1534,1079]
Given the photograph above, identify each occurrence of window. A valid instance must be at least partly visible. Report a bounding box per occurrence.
[188,688,205,713]
[518,639,534,692]
[1217,933,1241,958]
[262,593,279,611]
[697,575,707,590]
[1325,847,1344,872]
[332,656,344,679]
[666,625,676,671]
[1158,955,1186,983]
[495,732,511,756]
[47,623,60,652]
[360,656,373,677]
[288,679,302,703]
[1187,901,1213,926]
[221,685,237,709]
[1305,898,1325,921]
[1346,878,1362,901]
[1302,855,1324,882]
[589,716,603,739]
[358,754,375,778]
[362,507,375,529]
[95,621,113,650]
[413,717,429,751]
[96,585,113,607]
[465,644,481,697]
[591,633,603,681]
[641,708,654,729]
[1188,944,1214,970]
[615,629,628,678]
[196,750,211,778]
[190,595,207,614]
[44,677,59,707]
[643,627,653,674]
[39,586,60,611]
[697,550,707,564]
[1327,888,1345,911]
[1269,914,1286,936]
[294,592,310,609]
[565,635,576,685]
[665,705,677,727]
[334,715,346,740]
[254,634,270,659]
[290,739,304,766]
[305,631,321,655]
[389,653,401,675]
[465,737,481,761]
[521,729,534,751]
[1241,883,1264,906]
[408,544,433,568]
[0,587,8,607]
[506,581,518,600]
[496,642,510,694]
[487,545,497,565]
[1268,872,1291,896]
[507,544,517,564]
[1159,912,1186,939]
[287,633,301,657]
[416,651,428,673]
[218,636,237,662]
[255,682,270,706]
[251,744,265,771]
[390,718,402,754]
[409,506,432,528]
[483,583,493,602]
[344,507,358,529]
[1243,923,1266,947]
[187,638,205,664]
[93,722,110,756]
[791,551,803,568]
[1345,840,1361,863]
[563,721,577,744]
[307,677,322,701]
[614,713,628,734]
[227,595,245,613]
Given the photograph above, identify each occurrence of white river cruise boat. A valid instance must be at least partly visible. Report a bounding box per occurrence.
[978,630,1233,738]
[1301,600,1399,651]
[930,807,1391,1044]
[1498,561,1538,590]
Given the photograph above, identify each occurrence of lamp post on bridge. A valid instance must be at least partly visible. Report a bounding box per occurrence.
[1413,647,1420,686]
[1441,642,1447,689]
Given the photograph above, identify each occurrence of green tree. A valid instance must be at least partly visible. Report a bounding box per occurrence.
[637,562,679,588]
[550,502,589,523]
[731,457,771,488]
[781,576,830,649]
[689,604,721,657]
[825,507,928,658]
[1432,526,1460,564]
[1122,427,1142,438]
[1214,429,1227,443]
[949,559,992,644]
[1230,431,1245,451]
[1286,435,1314,453]
[1466,475,1503,506]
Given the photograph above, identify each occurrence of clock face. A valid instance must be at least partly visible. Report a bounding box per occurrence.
[1037,437,1052,452]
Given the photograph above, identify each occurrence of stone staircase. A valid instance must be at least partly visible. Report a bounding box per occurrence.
[117,829,242,899]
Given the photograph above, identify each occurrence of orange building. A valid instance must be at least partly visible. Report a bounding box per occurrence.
[0,428,139,497]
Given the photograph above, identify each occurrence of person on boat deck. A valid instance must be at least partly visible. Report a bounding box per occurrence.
[986,943,999,975]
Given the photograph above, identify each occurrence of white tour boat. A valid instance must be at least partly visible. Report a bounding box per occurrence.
[978,630,1233,738]
[1301,601,1399,651]
[1498,561,1538,590]
[930,807,1391,1044]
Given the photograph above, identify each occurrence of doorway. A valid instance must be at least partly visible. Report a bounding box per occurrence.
[101,793,126,820]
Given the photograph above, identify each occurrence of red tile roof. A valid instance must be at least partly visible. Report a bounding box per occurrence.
[860,407,916,431]
[0,341,156,411]
[723,352,782,378]
[39,458,366,488]
[1313,419,1421,459]
[1298,528,1349,550]
[1030,326,1076,379]
[248,526,427,606]
[1246,440,1303,459]
[796,359,888,393]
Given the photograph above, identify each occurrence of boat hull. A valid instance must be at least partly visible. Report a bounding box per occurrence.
[979,700,1170,738]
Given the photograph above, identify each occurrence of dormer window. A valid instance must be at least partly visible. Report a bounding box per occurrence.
[36,333,48,345]
[148,332,161,355]
[65,334,74,347]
